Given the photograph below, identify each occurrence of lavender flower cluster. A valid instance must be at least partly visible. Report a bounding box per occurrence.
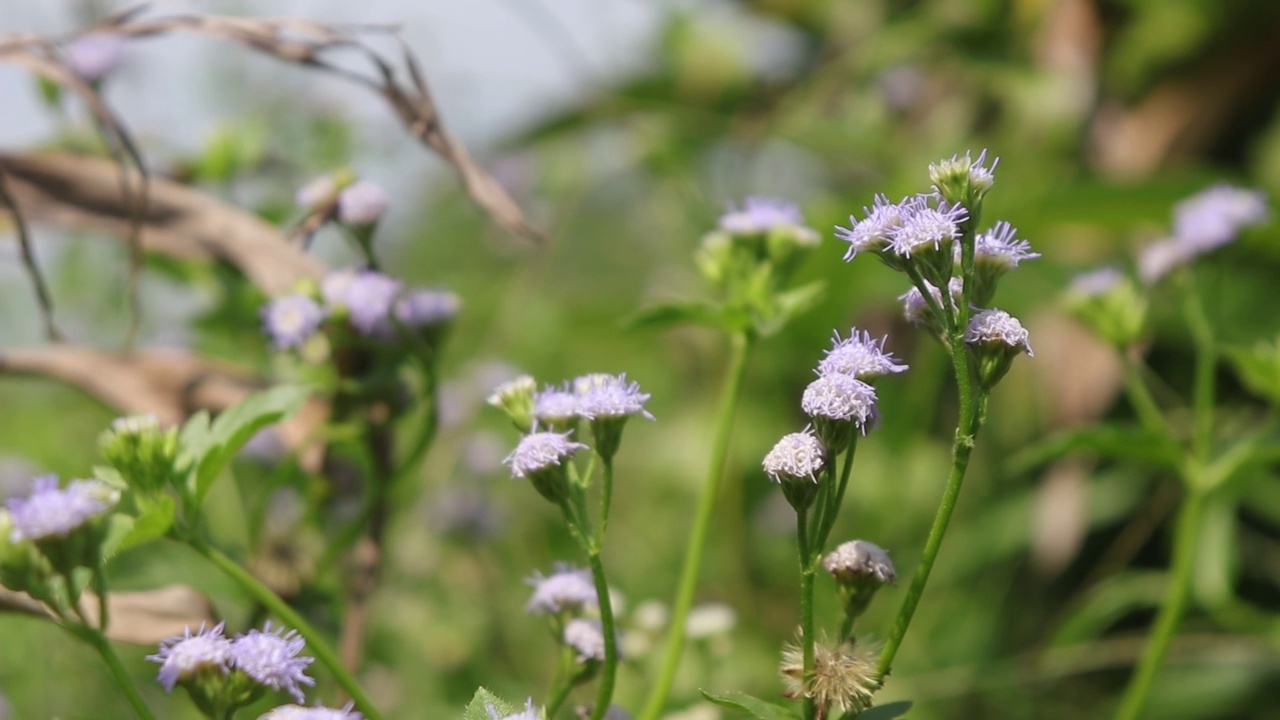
[4,475,119,543]
[261,268,459,351]
[148,621,318,706]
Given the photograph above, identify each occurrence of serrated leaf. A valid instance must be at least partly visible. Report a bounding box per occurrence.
[185,385,311,504]
[700,690,799,720]
[625,299,731,332]
[465,687,520,720]
[858,701,913,720]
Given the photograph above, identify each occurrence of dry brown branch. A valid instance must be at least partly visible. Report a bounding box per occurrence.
[0,170,64,340]
[0,345,327,471]
[0,152,325,296]
[0,5,544,243]
[0,584,217,645]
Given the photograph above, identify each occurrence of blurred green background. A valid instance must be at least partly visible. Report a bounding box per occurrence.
[2,0,1280,718]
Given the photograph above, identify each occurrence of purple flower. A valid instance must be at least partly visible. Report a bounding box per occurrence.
[262,294,324,350]
[231,622,316,703]
[801,375,877,428]
[816,329,908,379]
[718,197,805,234]
[344,272,403,336]
[889,195,968,258]
[762,430,825,483]
[64,33,126,81]
[1173,184,1268,253]
[258,703,363,720]
[1069,267,1125,297]
[900,278,963,326]
[564,618,607,662]
[147,622,233,692]
[526,563,598,614]
[823,540,896,585]
[7,475,118,543]
[337,181,389,226]
[836,194,907,260]
[395,288,460,329]
[965,309,1034,357]
[573,373,654,420]
[504,432,588,479]
[532,386,580,425]
[969,221,1040,270]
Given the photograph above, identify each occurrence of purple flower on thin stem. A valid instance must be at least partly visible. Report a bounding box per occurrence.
[258,703,363,720]
[573,373,654,420]
[718,197,805,234]
[836,194,907,260]
[564,618,607,662]
[147,622,233,692]
[336,181,389,226]
[966,309,1034,357]
[762,430,825,483]
[801,374,878,429]
[817,329,908,380]
[532,385,580,426]
[969,221,1040,270]
[231,622,316,703]
[889,196,967,258]
[526,563,598,614]
[344,271,402,336]
[64,33,126,81]
[6,475,118,543]
[262,294,324,350]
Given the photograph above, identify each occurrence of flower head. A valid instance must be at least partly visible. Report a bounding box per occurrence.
[929,149,998,207]
[836,194,906,260]
[147,622,233,692]
[971,221,1039,270]
[395,288,460,329]
[889,196,967,258]
[336,181,389,226]
[1173,183,1268,252]
[526,563,598,614]
[966,309,1033,357]
[532,386,581,430]
[505,432,587,479]
[802,375,877,427]
[487,375,537,432]
[7,476,118,543]
[564,618,607,662]
[573,373,654,421]
[64,33,126,81]
[231,622,316,703]
[258,704,363,720]
[781,637,878,715]
[262,294,324,350]
[718,197,805,235]
[816,329,908,380]
[900,277,963,328]
[824,540,896,586]
[762,431,825,484]
[344,272,403,336]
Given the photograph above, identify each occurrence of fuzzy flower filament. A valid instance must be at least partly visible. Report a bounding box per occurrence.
[7,475,118,545]
[574,373,654,460]
[526,563,598,615]
[965,309,1033,389]
[763,430,826,511]
[231,622,316,703]
[824,540,896,623]
[801,374,878,454]
[147,622,234,694]
[505,431,589,504]
[817,329,909,381]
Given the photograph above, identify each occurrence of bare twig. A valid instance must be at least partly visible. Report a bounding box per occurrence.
[0,170,64,341]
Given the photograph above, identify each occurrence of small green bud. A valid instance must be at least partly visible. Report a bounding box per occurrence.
[99,414,179,496]
[928,150,997,223]
[1064,268,1147,349]
[488,375,537,433]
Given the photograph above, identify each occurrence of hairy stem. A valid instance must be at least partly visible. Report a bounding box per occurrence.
[72,625,157,720]
[639,331,752,720]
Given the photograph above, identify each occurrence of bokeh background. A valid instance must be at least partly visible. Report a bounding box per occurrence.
[1,0,1279,718]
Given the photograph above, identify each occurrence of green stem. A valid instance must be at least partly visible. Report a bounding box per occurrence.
[599,458,615,539]
[797,507,816,720]
[875,336,980,683]
[545,644,576,719]
[1112,489,1207,720]
[816,438,858,552]
[1182,281,1215,460]
[639,331,752,720]
[1121,357,1176,441]
[587,551,619,720]
[76,627,157,720]
[190,540,383,720]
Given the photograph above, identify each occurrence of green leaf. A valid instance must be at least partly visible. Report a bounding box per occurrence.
[858,701,913,720]
[178,385,311,505]
[1050,570,1166,645]
[700,690,799,720]
[464,687,520,720]
[103,495,177,559]
[625,299,732,332]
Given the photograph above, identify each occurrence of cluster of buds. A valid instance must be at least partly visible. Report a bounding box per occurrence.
[147,621,318,717]
[97,414,179,500]
[839,150,1036,390]
[261,267,459,361]
[295,170,391,229]
[1068,183,1269,349]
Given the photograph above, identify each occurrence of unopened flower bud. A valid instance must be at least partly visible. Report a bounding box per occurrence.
[99,414,179,495]
[824,540,895,622]
[929,149,997,221]
[488,375,537,432]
